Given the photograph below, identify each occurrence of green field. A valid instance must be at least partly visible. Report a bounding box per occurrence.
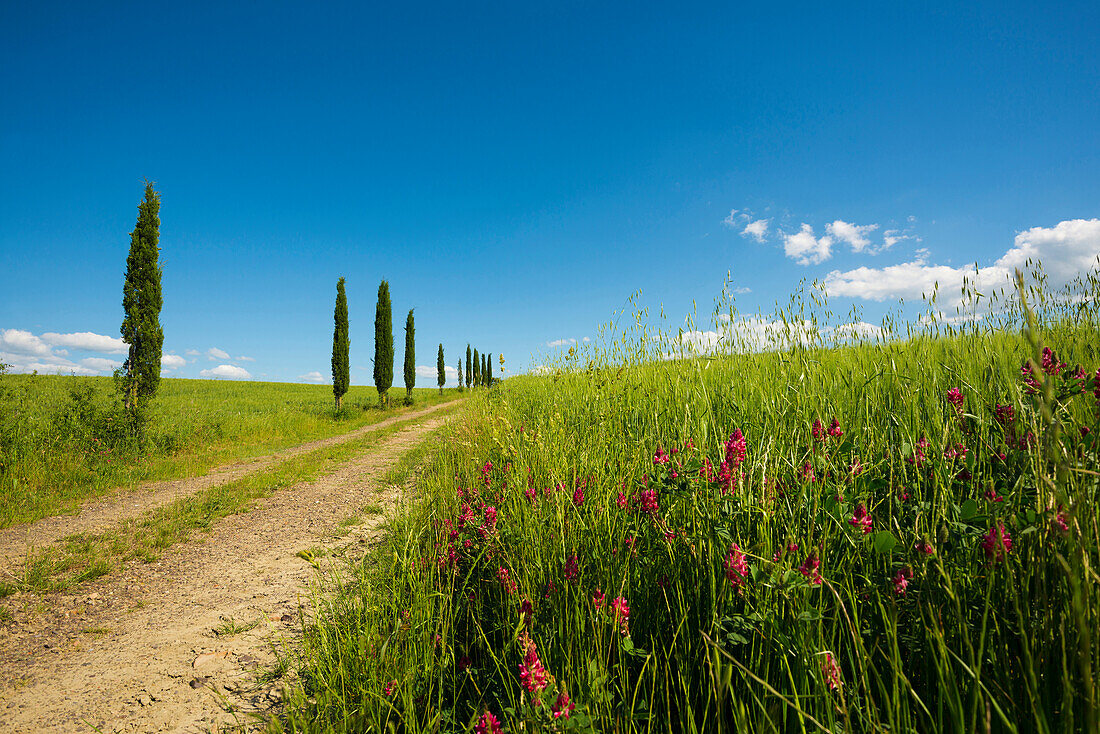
[276,280,1100,732]
[0,375,457,529]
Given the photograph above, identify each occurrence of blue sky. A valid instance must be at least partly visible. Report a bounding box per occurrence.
[2,1,1098,383]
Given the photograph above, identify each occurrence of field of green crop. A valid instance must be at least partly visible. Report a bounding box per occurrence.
[276,275,1100,733]
[0,375,455,529]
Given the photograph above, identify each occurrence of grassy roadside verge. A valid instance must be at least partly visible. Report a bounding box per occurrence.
[0,400,465,598]
[0,377,462,530]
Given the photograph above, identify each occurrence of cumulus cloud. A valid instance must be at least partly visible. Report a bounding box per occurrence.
[416,365,458,380]
[783,224,833,265]
[824,219,1100,305]
[41,331,127,354]
[723,209,771,243]
[547,338,578,348]
[298,371,326,383]
[80,357,121,372]
[161,354,186,369]
[200,364,252,380]
[0,329,53,357]
[185,349,201,356]
[826,220,879,254]
[206,347,230,361]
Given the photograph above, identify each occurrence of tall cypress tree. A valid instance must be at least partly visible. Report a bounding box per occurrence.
[465,345,472,389]
[120,181,163,410]
[472,348,480,387]
[456,359,463,392]
[374,280,393,405]
[402,309,415,405]
[331,277,350,410]
[437,344,445,394]
[486,353,493,386]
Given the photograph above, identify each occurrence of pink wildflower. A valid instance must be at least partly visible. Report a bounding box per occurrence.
[497,566,518,595]
[892,566,912,596]
[475,710,503,734]
[914,539,935,556]
[821,653,843,692]
[525,485,538,504]
[827,418,844,438]
[638,488,659,515]
[563,554,579,582]
[1040,347,1064,376]
[518,634,549,696]
[1053,507,1070,534]
[551,689,575,719]
[572,485,585,507]
[654,445,670,465]
[994,403,1016,425]
[812,419,825,442]
[383,680,397,697]
[849,503,873,535]
[946,387,964,413]
[610,596,630,635]
[723,543,749,588]
[725,429,748,468]
[981,523,1012,561]
[592,589,605,609]
[801,461,816,483]
[616,491,628,509]
[799,552,823,585]
[519,598,534,627]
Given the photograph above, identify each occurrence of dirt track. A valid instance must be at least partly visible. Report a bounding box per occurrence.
[0,408,454,733]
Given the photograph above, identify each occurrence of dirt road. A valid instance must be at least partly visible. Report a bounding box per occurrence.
[0,408,454,733]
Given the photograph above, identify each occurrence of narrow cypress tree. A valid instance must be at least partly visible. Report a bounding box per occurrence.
[456,359,463,392]
[374,280,393,405]
[465,345,472,389]
[486,353,493,386]
[472,348,480,387]
[403,309,415,405]
[120,180,163,410]
[331,277,350,410]
[437,344,445,394]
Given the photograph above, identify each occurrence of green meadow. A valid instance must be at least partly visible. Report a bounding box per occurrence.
[276,274,1100,732]
[0,374,453,529]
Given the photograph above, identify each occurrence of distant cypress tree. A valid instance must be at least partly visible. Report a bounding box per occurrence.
[482,353,488,387]
[456,359,463,392]
[331,277,350,409]
[473,348,480,387]
[374,280,393,406]
[486,353,493,386]
[120,180,163,411]
[437,344,445,394]
[402,309,415,404]
[465,345,472,389]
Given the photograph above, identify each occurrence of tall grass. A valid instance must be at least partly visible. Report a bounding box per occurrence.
[278,270,1100,733]
[0,376,456,528]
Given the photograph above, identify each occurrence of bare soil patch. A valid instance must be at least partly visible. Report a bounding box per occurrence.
[0,411,451,733]
[0,399,457,576]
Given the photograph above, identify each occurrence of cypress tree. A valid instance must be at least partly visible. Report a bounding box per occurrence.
[120,180,163,410]
[403,309,415,405]
[456,359,463,392]
[465,345,472,389]
[486,353,493,386]
[331,277,350,410]
[437,344,445,394]
[473,348,480,387]
[374,280,393,405]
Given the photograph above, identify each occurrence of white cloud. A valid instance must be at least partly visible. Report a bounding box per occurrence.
[0,329,53,357]
[206,347,230,361]
[783,224,833,265]
[882,229,909,250]
[200,364,252,380]
[733,286,752,294]
[722,209,743,228]
[529,365,552,375]
[237,355,255,362]
[161,354,186,369]
[80,357,121,372]
[547,338,577,348]
[826,220,879,254]
[299,371,326,384]
[742,219,770,242]
[416,364,458,379]
[824,219,1100,305]
[41,331,127,354]
[185,349,201,356]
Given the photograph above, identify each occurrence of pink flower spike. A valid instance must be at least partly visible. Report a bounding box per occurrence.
[592,589,605,609]
[946,387,964,412]
[981,523,1012,561]
[723,543,749,588]
[552,689,575,719]
[475,710,503,734]
[892,566,912,596]
[572,485,585,506]
[799,552,823,585]
[821,653,843,692]
[849,503,873,535]
[827,418,844,438]
[654,445,670,465]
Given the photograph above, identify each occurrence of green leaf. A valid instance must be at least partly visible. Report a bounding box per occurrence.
[960,499,979,520]
[873,530,898,554]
